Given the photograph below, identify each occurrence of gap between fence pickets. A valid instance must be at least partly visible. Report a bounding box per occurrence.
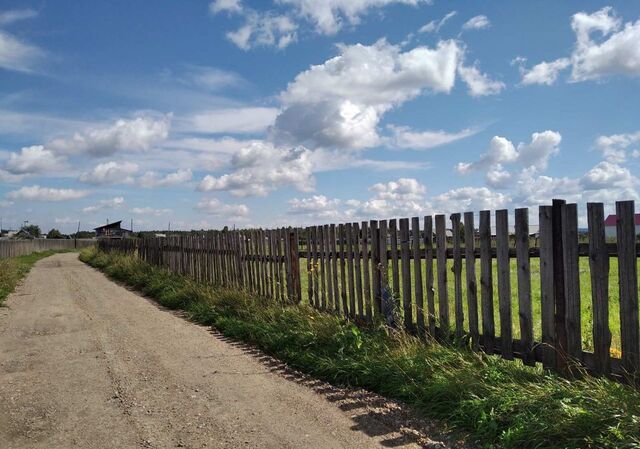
[99,199,639,382]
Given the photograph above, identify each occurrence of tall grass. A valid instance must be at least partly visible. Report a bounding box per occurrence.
[0,250,74,305]
[299,257,629,351]
[81,246,640,449]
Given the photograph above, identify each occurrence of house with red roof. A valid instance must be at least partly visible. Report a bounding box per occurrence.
[604,214,640,239]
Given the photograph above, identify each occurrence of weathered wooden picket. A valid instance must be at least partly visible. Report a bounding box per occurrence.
[0,239,95,259]
[99,200,640,381]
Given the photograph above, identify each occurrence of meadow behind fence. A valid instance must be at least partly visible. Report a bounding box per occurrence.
[99,199,640,382]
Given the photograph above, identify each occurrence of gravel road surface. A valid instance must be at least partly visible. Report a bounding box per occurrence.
[0,253,458,449]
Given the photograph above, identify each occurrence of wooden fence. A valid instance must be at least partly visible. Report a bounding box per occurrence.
[0,239,95,259]
[98,200,640,381]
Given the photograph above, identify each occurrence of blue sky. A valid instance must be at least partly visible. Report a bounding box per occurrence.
[1,0,639,233]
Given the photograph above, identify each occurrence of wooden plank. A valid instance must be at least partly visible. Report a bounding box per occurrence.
[379,220,388,317]
[352,222,364,320]
[616,200,640,374]
[399,218,412,330]
[389,219,400,300]
[266,231,274,298]
[312,227,319,306]
[552,199,569,375]
[306,227,313,304]
[479,210,495,354]
[451,213,463,339]
[361,221,372,321]
[281,229,288,300]
[587,203,611,375]
[290,229,302,303]
[412,217,424,333]
[370,220,380,317]
[278,228,291,301]
[330,224,340,311]
[339,224,348,317]
[260,231,267,297]
[464,212,479,350]
[424,216,436,338]
[270,230,276,298]
[515,208,535,366]
[241,231,253,292]
[346,222,356,318]
[259,230,266,296]
[324,224,334,310]
[319,225,327,309]
[496,209,513,360]
[562,203,582,363]
[284,227,293,300]
[255,230,263,295]
[539,205,556,370]
[273,230,280,300]
[435,214,449,334]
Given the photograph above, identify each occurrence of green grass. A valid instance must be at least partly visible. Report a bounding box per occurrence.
[299,257,629,353]
[81,246,640,449]
[0,250,75,305]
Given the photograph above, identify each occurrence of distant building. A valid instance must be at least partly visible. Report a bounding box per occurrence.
[13,229,34,239]
[94,221,131,239]
[604,214,640,239]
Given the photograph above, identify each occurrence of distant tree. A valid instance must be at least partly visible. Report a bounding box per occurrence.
[71,230,96,239]
[47,228,64,239]
[22,224,41,238]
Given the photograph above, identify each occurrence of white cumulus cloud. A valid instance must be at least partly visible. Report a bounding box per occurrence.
[7,185,89,202]
[48,114,171,157]
[5,145,66,175]
[138,168,193,188]
[273,39,463,150]
[198,141,314,196]
[82,197,125,213]
[196,197,249,218]
[520,7,640,85]
[462,15,490,31]
[79,161,139,185]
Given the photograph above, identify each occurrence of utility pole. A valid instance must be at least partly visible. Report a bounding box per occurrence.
[75,221,80,249]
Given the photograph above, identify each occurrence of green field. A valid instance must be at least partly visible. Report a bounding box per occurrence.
[299,256,628,353]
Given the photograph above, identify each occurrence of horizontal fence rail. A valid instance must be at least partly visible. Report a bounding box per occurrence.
[0,239,95,259]
[99,200,640,382]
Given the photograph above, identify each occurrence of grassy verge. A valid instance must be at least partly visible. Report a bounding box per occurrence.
[0,250,75,305]
[81,246,640,449]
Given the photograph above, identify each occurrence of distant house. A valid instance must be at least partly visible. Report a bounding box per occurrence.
[94,221,131,239]
[604,214,640,239]
[13,229,34,239]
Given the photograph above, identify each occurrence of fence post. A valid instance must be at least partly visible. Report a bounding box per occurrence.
[288,228,302,303]
[552,199,570,376]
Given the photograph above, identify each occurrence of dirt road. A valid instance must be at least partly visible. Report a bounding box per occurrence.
[0,253,454,449]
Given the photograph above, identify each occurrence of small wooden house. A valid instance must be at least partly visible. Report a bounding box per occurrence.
[94,221,131,239]
[604,214,640,239]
